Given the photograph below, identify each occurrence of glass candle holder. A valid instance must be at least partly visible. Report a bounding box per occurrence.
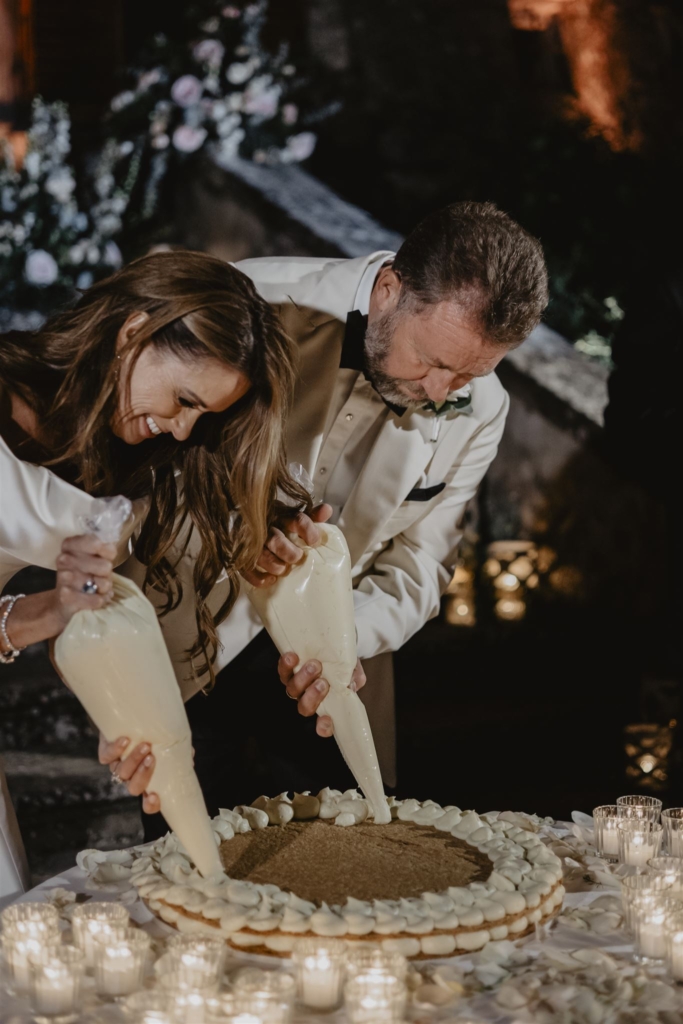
[633,892,679,964]
[233,967,296,1023]
[1,921,60,993]
[620,873,673,932]
[158,968,219,995]
[28,945,85,1024]
[663,808,683,857]
[164,988,233,1024]
[618,819,663,869]
[345,946,408,982]
[617,795,663,823]
[92,927,150,999]
[344,973,407,1024]
[592,805,620,860]
[292,937,347,1011]
[666,909,683,983]
[155,947,223,991]
[2,902,60,937]
[123,989,172,1022]
[71,902,129,968]
[647,856,683,897]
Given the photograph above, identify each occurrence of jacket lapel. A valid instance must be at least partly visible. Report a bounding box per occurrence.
[340,411,435,566]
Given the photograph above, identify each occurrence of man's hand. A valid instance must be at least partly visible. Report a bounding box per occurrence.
[98,734,160,814]
[277,653,366,738]
[242,504,333,588]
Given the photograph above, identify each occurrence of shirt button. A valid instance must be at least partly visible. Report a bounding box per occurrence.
[345,413,354,421]
[319,467,327,475]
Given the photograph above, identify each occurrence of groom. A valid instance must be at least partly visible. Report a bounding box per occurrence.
[123,201,548,823]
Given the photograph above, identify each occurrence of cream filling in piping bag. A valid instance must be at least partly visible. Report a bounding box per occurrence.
[245,523,392,824]
[54,497,222,878]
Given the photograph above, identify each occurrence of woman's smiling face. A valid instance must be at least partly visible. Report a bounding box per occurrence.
[110,314,251,445]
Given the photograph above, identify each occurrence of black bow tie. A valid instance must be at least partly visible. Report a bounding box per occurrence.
[341,310,406,417]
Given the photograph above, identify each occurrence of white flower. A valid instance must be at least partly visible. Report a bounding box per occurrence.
[193,39,225,67]
[12,225,26,245]
[111,90,135,112]
[68,242,86,264]
[86,245,101,265]
[242,76,280,118]
[170,74,203,108]
[25,249,59,286]
[118,140,134,157]
[74,212,88,232]
[97,214,121,235]
[216,112,241,138]
[1,187,16,213]
[201,16,220,32]
[45,168,76,204]
[95,173,115,199]
[217,128,245,162]
[137,68,162,92]
[152,133,170,150]
[282,103,298,125]
[24,151,41,180]
[282,131,316,162]
[222,5,240,17]
[172,125,207,153]
[76,271,94,290]
[226,61,254,85]
[103,241,123,267]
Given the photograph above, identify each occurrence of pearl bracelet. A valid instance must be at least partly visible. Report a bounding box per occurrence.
[0,594,26,664]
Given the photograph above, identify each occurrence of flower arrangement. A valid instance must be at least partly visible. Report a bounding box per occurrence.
[94,0,321,237]
[0,98,122,325]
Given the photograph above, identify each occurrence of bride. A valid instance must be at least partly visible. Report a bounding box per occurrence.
[0,249,311,901]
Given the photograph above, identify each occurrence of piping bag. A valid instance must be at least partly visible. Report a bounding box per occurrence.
[245,518,392,824]
[54,497,222,877]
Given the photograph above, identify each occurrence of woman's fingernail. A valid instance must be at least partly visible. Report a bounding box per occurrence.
[119,738,129,748]
[315,679,328,693]
[139,744,150,756]
[143,755,153,767]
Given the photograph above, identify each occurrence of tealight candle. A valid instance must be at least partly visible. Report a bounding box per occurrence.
[663,809,683,857]
[28,945,85,1023]
[666,909,683,982]
[1,921,60,993]
[345,946,408,981]
[633,893,678,963]
[593,805,620,860]
[621,873,665,933]
[617,795,662,824]
[2,902,60,937]
[618,819,663,868]
[648,856,683,896]
[234,967,296,1023]
[93,927,150,998]
[292,937,347,1010]
[160,935,225,988]
[344,972,407,1023]
[71,902,129,968]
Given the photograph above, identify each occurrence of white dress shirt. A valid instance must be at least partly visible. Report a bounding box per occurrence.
[314,260,389,521]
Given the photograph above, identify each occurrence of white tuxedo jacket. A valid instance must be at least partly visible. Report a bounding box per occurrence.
[123,253,509,700]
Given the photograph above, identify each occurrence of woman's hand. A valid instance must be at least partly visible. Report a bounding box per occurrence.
[98,735,160,814]
[54,535,116,626]
[242,503,333,588]
[277,654,366,737]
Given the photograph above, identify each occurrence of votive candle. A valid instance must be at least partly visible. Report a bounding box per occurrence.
[593,805,620,860]
[344,972,407,1024]
[292,937,347,1011]
[1,921,59,992]
[234,967,296,1023]
[71,902,129,968]
[663,809,683,857]
[28,945,85,1023]
[618,819,663,868]
[647,856,683,898]
[1,902,60,937]
[666,909,683,983]
[93,927,150,998]
[345,946,408,981]
[617,795,662,824]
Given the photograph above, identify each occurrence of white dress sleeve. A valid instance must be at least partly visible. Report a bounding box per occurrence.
[0,434,131,592]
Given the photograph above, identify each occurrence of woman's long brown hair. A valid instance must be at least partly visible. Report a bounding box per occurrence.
[0,250,309,683]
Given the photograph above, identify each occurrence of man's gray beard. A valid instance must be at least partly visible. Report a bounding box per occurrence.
[364,309,430,409]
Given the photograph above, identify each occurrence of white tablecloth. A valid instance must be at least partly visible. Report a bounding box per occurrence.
[3,815,683,1023]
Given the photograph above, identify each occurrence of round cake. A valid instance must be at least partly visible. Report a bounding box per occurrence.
[129,789,564,959]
